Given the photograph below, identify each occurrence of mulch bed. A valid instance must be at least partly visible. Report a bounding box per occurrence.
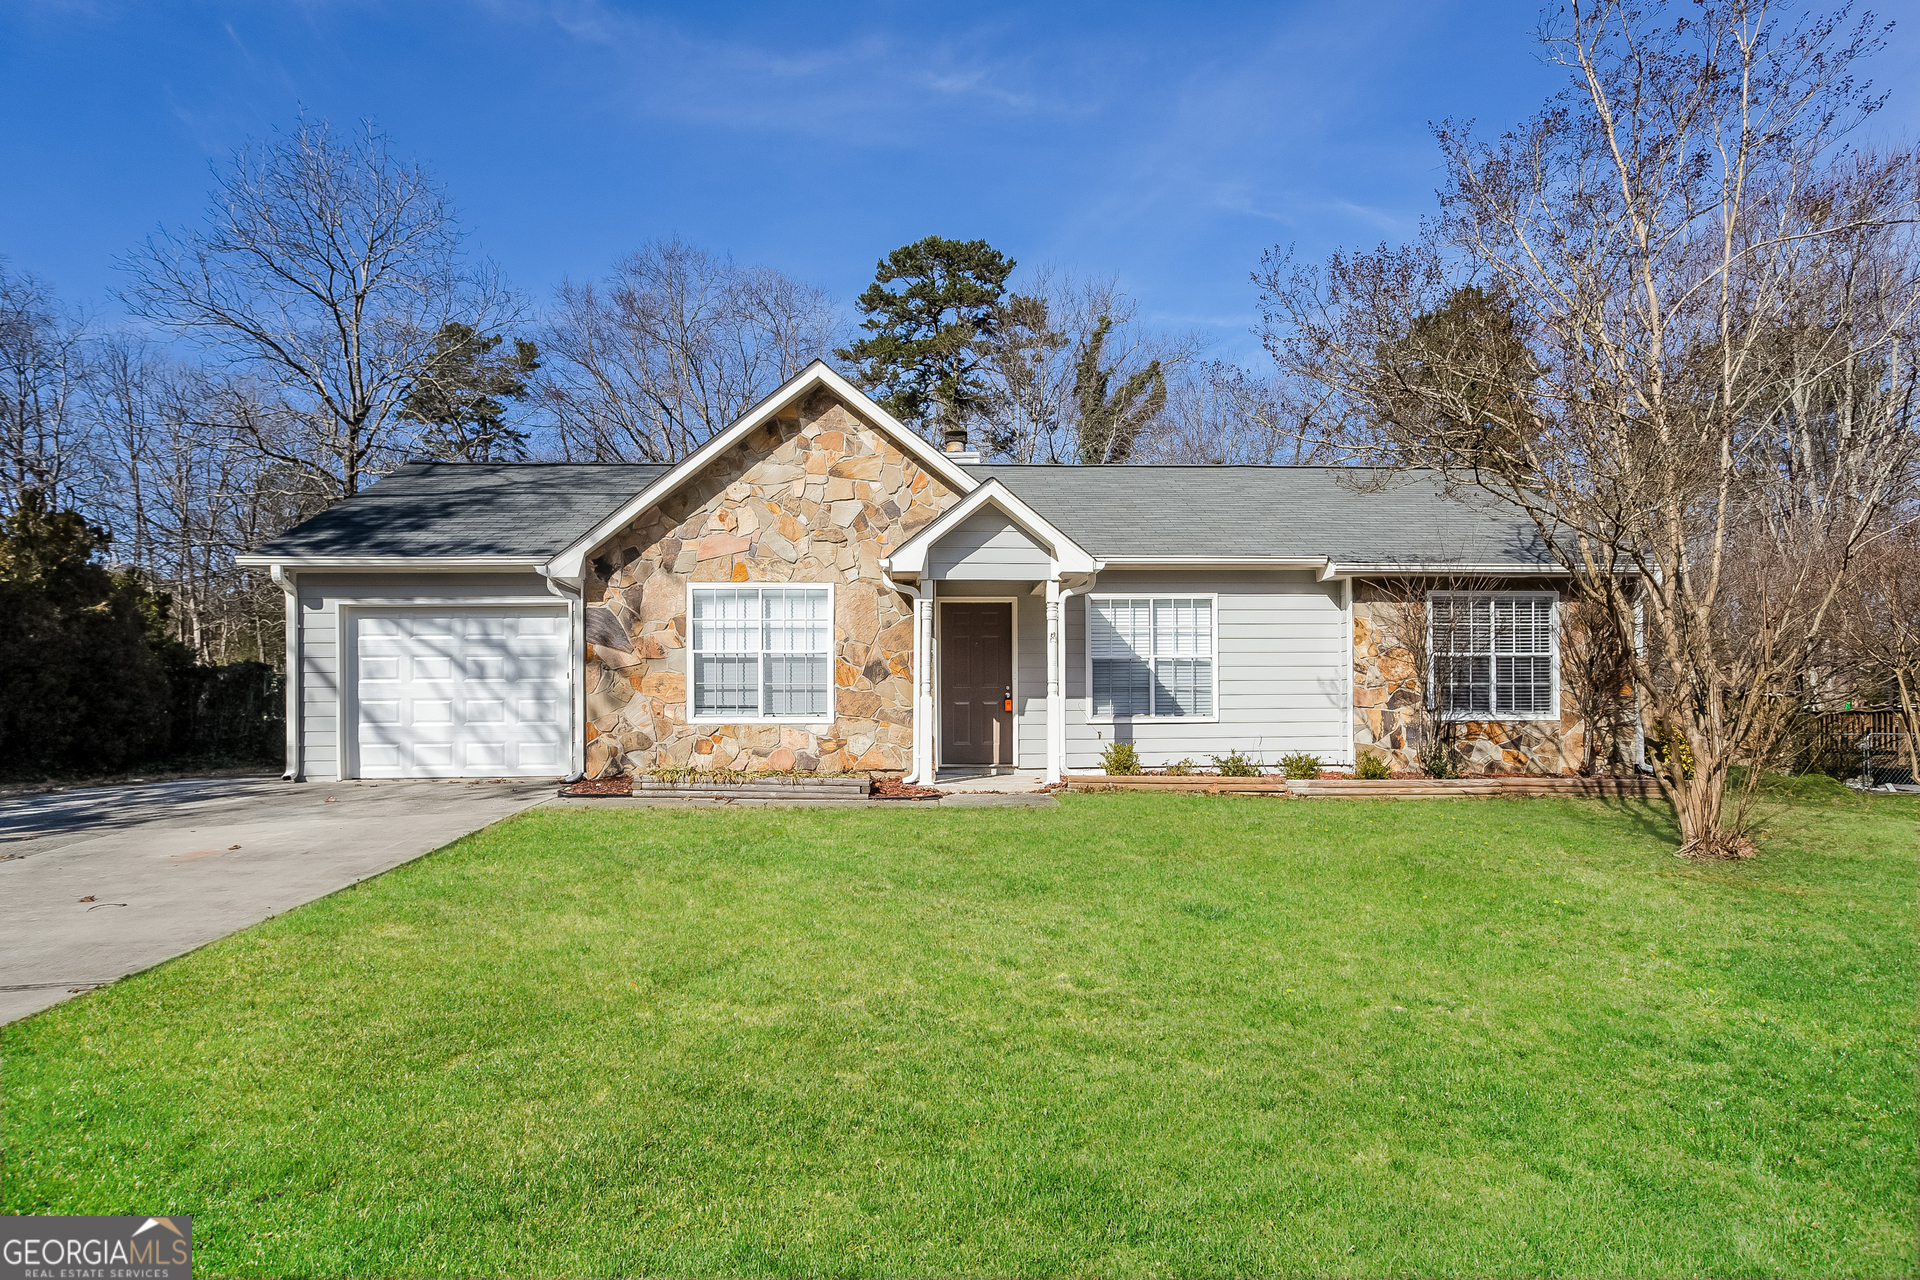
[872,779,942,801]
[561,776,632,797]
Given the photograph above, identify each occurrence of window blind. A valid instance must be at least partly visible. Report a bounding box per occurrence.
[1091,596,1214,717]
[1430,594,1555,718]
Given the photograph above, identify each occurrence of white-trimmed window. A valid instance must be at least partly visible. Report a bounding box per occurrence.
[690,585,834,722]
[1429,591,1558,719]
[1089,595,1216,718]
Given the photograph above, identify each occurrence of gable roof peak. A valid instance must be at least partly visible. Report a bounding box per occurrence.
[545,361,978,580]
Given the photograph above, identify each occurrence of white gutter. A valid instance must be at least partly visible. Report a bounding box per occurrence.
[270,565,301,781]
[1320,561,1572,579]
[1101,556,1329,570]
[235,555,548,570]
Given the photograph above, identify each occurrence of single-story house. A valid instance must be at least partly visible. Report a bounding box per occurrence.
[239,362,1625,784]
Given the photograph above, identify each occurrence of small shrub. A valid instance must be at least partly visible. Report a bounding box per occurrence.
[1354,749,1392,780]
[1211,749,1260,777]
[1648,723,1695,779]
[1162,757,1197,776]
[1101,741,1141,775]
[1280,751,1323,780]
[1418,737,1460,779]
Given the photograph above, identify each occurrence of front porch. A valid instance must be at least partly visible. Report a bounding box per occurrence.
[882,477,1101,786]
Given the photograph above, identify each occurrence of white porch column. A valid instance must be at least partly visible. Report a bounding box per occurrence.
[1045,577,1063,784]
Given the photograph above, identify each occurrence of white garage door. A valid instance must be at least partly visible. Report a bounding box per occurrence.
[353,609,568,778]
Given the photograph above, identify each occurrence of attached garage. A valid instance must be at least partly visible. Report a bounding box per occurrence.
[236,460,669,782]
[351,608,568,778]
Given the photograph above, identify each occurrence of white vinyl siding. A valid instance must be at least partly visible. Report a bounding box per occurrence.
[689,584,833,723]
[1065,572,1347,770]
[925,508,1053,580]
[1090,596,1216,719]
[1429,592,1559,720]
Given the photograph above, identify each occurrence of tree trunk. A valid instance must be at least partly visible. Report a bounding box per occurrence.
[1897,670,1920,788]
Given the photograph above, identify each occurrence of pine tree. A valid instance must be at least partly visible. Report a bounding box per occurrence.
[837,237,1014,447]
[399,323,541,461]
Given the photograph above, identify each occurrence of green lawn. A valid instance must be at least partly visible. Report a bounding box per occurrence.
[3,786,1913,1277]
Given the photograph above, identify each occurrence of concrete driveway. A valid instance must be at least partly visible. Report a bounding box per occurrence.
[0,777,555,1025]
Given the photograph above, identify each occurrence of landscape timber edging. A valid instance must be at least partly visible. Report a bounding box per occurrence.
[559,776,874,801]
[632,777,872,801]
[1063,775,1658,800]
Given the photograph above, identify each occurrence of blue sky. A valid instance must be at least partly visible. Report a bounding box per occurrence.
[6,1,1918,365]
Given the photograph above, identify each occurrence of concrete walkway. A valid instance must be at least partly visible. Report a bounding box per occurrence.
[0,777,554,1024]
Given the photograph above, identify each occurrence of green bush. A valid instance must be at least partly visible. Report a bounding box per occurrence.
[0,496,175,775]
[1100,741,1141,775]
[0,494,285,778]
[1161,758,1197,776]
[1280,751,1323,780]
[1418,736,1461,779]
[167,661,284,764]
[1211,749,1260,777]
[1648,723,1695,779]
[1355,749,1392,779]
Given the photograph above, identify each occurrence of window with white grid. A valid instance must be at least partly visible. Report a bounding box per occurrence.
[690,585,833,721]
[1428,592,1558,720]
[1090,596,1216,718]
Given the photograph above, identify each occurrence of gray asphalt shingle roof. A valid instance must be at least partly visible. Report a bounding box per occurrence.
[971,465,1552,566]
[253,459,1551,568]
[253,462,667,559]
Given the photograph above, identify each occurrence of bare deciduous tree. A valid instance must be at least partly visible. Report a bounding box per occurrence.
[1257,0,1920,855]
[541,238,840,462]
[975,269,1199,462]
[85,340,317,664]
[0,263,91,512]
[122,116,509,498]
[1138,364,1343,465]
[1827,521,1920,780]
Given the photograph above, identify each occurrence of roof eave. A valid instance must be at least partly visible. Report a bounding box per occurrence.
[233,554,550,570]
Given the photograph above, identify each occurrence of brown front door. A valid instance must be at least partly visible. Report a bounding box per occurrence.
[941,602,1013,766]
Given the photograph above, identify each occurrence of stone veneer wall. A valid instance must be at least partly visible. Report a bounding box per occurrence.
[1351,579,1600,775]
[581,390,958,778]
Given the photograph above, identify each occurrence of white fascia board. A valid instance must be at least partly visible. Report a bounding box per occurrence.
[1322,561,1571,579]
[1098,556,1330,570]
[233,554,548,571]
[545,360,980,581]
[884,477,1099,576]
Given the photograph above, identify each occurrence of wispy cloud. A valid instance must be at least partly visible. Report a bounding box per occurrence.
[478,0,1084,141]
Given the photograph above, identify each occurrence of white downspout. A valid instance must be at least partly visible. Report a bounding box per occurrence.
[539,567,587,782]
[881,565,924,783]
[271,565,300,781]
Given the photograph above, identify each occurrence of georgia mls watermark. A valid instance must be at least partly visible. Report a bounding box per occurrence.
[1,1216,191,1280]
